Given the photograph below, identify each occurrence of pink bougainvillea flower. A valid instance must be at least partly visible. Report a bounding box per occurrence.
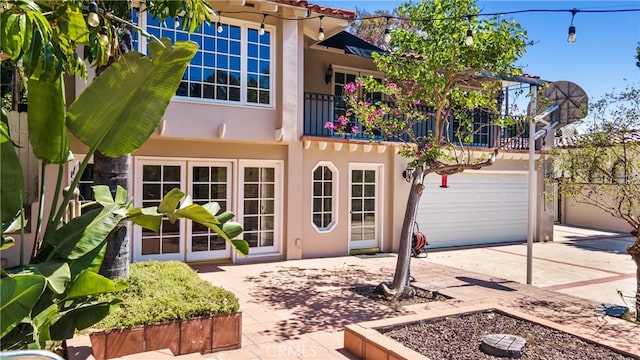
[338,115,348,126]
[344,82,357,94]
[391,122,398,128]
[413,99,421,105]
[387,82,397,89]
[367,115,375,123]
[424,143,432,149]
[324,122,335,129]
[356,79,363,87]
[351,126,359,134]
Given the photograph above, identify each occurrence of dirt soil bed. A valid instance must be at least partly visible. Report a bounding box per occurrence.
[379,310,635,360]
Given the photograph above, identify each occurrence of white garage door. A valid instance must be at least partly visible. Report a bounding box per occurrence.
[417,171,528,248]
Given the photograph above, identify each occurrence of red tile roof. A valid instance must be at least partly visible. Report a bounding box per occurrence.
[267,0,357,20]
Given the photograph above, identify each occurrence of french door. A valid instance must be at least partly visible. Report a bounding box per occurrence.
[349,164,382,250]
[238,160,283,256]
[134,159,234,262]
[186,162,233,261]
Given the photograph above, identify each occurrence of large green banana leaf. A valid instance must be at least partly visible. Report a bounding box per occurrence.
[66,38,197,158]
[0,109,24,229]
[0,274,46,338]
[27,75,70,163]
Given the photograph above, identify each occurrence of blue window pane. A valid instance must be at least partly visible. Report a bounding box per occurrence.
[190,83,201,97]
[230,25,241,39]
[217,39,228,53]
[248,59,258,73]
[217,54,228,69]
[259,76,269,89]
[203,22,213,34]
[259,90,270,104]
[260,60,270,75]
[191,52,202,66]
[190,67,202,82]
[217,70,228,84]
[190,34,202,47]
[248,28,258,43]
[248,44,258,58]
[229,87,240,101]
[204,37,215,51]
[203,68,215,83]
[261,31,271,44]
[259,45,269,59]
[204,53,215,66]
[229,72,240,86]
[147,15,160,26]
[230,41,240,55]
[203,84,214,99]
[162,29,175,39]
[230,56,240,71]
[217,86,228,100]
[176,31,188,42]
[247,89,257,103]
[177,82,188,96]
[247,74,258,87]
[149,27,161,39]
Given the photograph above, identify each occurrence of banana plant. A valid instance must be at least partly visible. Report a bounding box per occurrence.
[0,38,248,350]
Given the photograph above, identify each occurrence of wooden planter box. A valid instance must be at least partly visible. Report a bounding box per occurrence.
[88,312,241,360]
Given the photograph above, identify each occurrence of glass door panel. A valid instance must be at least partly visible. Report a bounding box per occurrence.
[350,165,380,249]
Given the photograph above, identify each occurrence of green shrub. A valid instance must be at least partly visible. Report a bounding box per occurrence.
[94,261,239,329]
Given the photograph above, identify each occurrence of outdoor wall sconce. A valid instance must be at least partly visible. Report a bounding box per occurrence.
[325,64,333,84]
[402,167,414,183]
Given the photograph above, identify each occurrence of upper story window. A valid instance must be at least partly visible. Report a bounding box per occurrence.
[134,11,273,107]
[312,162,338,232]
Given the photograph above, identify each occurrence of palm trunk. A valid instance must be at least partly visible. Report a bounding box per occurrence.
[377,167,424,298]
[95,152,130,279]
[95,22,133,280]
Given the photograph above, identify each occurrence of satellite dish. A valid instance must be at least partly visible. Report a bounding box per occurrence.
[542,80,588,128]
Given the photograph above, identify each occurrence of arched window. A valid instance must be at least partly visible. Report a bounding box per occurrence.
[312,162,338,232]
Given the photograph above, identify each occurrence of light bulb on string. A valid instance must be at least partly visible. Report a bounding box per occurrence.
[465,15,473,46]
[318,15,325,41]
[567,9,578,43]
[87,1,100,28]
[174,17,180,28]
[259,14,266,36]
[216,13,223,33]
[99,26,109,46]
[383,17,391,44]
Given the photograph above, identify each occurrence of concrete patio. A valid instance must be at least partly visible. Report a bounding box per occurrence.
[66,225,640,359]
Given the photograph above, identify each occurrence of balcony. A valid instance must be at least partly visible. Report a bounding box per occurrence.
[303,92,530,149]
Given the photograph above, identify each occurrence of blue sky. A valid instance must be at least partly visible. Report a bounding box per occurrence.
[320,1,640,103]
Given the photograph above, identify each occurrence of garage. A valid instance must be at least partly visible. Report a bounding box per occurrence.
[416,170,528,248]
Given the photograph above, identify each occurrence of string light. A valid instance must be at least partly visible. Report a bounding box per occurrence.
[259,14,266,36]
[87,0,100,28]
[384,17,391,44]
[318,15,325,41]
[99,26,109,46]
[465,15,473,46]
[567,9,578,43]
[174,16,180,28]
[217,12,223,33]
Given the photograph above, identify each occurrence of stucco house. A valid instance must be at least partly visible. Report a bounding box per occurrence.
[4,0,558,267]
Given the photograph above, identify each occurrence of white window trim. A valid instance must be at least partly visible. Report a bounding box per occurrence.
[311,161,338,233]
[137,14,276,108]
[348,163,384,251]
[237,159,283,257]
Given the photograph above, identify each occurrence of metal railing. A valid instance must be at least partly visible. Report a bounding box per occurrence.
[303,92,528,149]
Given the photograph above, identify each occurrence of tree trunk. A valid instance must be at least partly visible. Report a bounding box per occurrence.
[376,167,424,299]
[96,21,133,279]
[628,234,640,321]
[95,152,130,279]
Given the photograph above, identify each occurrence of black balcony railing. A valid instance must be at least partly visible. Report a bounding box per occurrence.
[303,92,528,149]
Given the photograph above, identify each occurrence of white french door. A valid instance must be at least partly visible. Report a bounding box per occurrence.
[134,159,186,261]
[134,158,235,262]
[186,162,233,261]
[349,164,382,250]
[238,160,283,256]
